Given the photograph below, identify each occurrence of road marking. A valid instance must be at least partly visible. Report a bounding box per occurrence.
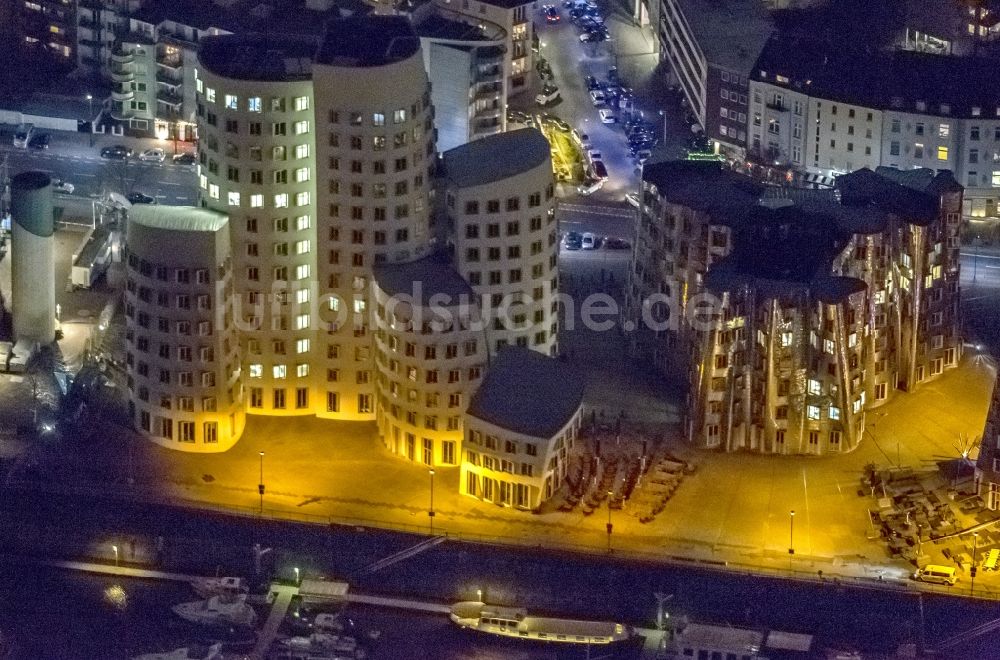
[175,196,189,201]
[961,252,1000,260]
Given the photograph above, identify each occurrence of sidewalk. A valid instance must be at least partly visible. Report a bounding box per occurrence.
[7,355,998,599]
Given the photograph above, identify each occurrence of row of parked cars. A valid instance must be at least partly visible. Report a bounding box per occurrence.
[99,145,195,165]
[565,0,609,43]
[563,231,631,251]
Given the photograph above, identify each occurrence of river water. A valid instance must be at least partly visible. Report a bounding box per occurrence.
[0,566,639,660]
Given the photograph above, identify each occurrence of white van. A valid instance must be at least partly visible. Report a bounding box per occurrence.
[535,85,560,106]
[912,565,958,585]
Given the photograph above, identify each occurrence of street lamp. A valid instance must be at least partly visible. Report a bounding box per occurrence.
[112,544,119,567]
[971,532,979,596]
[789,510,796,559]
[293,566,300,585]
[476,588,483,603]
[606,490,614,553]
[86,94,94,147]
[258,451,265,515]
[658,109,667,146]
[428,468,436,533]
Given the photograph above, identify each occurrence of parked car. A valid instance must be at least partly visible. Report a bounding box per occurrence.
[605,237,632,250]
[588,150,602,163]
[544,5,560,22]
[633,149,652,164]
[608,66,620,84]
[172,152,197,165]
[576,131,592,149]
[580,31,603,43]
[589,90,606,106]
[535,85,561,106]
[52,179,74,194]
[127,191,155,204]
[581,232,597,250]
[585,75,601,91]
[139,148,166,162]
[599,108,616,124]
[591,160,608,179]
[624,193,639,208]
[28,133,50,149]
[100,145,132,160]
[577,178,604,196]
[564,231,583,250]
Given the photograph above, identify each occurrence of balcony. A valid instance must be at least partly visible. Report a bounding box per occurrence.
[112,87,134,102]
[110,48,134,65]
[474,105,502,120]
[157,90,183,107]
[475,84,502,101]
[765,100,788,112]
[157,51,182,70]
[476,45,505,67]
[156,71,181,87]
[111,68,134,83]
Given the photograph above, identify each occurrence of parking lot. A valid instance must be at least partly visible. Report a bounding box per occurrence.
[512,0,695,204]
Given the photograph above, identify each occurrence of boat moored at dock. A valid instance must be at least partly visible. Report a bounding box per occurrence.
[449,601,631,645]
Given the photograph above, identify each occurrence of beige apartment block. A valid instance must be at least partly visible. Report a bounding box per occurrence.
[124,206,245,452]
[442,129,560,357]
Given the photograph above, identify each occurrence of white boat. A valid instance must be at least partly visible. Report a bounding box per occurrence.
[279,632,366,658]
[190,576,248,599]
[449,601,631,645]
[132,642,223,660]
[172,594,257,628]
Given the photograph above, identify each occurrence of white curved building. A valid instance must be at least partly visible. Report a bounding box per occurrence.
[461,347,584,509]
[372,253,488,466]
[124,206,244,452]
[312,16,437,420]
[442,129,559,356]
[196,33,319,417]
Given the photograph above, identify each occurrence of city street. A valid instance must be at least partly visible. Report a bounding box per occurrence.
[519,1,690,203]
[1,130,198,205]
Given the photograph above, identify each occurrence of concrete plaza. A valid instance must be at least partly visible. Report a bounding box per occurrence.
[10,348,996,589]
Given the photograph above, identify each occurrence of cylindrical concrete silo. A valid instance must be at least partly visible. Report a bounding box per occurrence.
[11,171,55,345]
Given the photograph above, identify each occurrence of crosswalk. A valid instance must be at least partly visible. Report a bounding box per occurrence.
[559,202,635,218]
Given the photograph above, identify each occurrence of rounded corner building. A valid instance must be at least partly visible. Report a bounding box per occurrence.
[124,205,245,452]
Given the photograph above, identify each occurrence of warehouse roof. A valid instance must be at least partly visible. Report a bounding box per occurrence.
[467,347,585,439]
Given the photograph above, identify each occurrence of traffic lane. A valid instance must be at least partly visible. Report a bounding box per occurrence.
[2,146,197,204]
[3,487,998,656]
[536,17,639,201]
[558,202,636,241]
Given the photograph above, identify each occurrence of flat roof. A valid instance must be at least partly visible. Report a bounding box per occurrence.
[835,168,943,226]
[198,33,317,81]
[128,205,229,233]
[752,36,1000,118]
[416,14,492,42]
[642,160,765,219]
[765,630,814,652]
[442,128,551,188]
[316,15,421,67]
[372,252,474,306]
[674,0,772,74]
[467,347,584,439]
[677,623,764,651]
